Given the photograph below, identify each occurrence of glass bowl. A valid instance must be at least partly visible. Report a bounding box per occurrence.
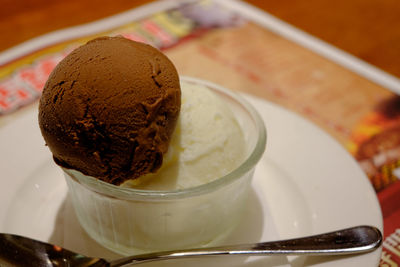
[63,76,266,255]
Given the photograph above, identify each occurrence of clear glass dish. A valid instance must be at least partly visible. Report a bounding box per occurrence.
[63,76,267,255]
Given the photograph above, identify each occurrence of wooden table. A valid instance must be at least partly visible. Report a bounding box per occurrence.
[0,0,399,78]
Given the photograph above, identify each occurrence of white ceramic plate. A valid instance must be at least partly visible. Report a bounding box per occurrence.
[0,95,382,267]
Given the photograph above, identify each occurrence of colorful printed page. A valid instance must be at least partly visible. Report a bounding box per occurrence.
[1,0,399,265]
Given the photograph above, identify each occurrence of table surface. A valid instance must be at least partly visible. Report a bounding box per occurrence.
[0,0,399,78]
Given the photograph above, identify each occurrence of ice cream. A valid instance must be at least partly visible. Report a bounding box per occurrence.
[38,36,181,185]
[38,36,265,254]
[123,80,246,190]
[62,77,262,255]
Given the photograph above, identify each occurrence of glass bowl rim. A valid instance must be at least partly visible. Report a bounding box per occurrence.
[64,76,267,200]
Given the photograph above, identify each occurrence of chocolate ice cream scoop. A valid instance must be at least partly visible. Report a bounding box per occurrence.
[39,36,181,185]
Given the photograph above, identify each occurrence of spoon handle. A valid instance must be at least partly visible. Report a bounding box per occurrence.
[109,225,382,266]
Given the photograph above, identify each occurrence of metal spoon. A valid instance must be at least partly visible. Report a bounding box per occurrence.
[0,225,381,266]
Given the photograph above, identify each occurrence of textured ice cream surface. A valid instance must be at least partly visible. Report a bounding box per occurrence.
[122,80,246,190]
[38,36,181,185]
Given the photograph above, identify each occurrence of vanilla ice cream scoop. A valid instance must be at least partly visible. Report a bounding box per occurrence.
[122,80,246,190]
